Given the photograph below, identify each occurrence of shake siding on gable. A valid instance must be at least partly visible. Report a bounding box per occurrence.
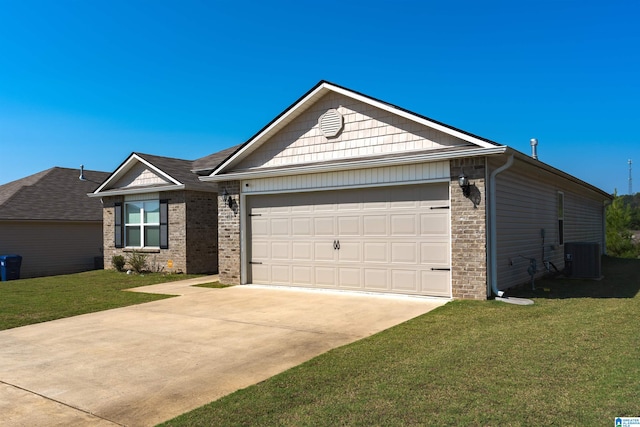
[492,158,606,290]
[235,92,471,171]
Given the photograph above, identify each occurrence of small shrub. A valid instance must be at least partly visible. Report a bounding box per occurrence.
[111,255,126,272]
[127,250,148,274]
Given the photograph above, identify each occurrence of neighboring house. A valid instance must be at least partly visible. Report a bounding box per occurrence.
[91,148,237,274]
[94,81,611,300]
[203,81,612,300]
[0,167,109,278]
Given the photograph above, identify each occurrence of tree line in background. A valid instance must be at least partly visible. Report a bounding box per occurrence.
[606,191,640,258]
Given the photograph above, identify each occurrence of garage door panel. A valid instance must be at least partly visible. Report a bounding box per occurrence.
[314,217,335,235]
[420,213,449,235]
[314,242,336,261]
[248,182,450,297]
[292,242,312,261]
[391,242,418,263]
[338,216,360,235]
[315,267,336,286]
[292,266,312,284]
[251,264,270,283]
[292,217,312,235]
[271,242,290,260]
[421,271,450,296]
[364,269,389,290]
[364,242,388,263]
[271,265,290,283]
[270,218,289,236]
[338,241,360,262]
[363,215,387,236]
[252,241,269,259]
[339,268,361,288]
[391,214,418,235]
[252,218,269,236]
[420,242,450,264]
[391,269,419,292]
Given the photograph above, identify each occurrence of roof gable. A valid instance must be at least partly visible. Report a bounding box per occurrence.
[93,153,215,196]
[209,81,501,177]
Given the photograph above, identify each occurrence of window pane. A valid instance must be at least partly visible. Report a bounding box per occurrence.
[126,226,141,247]
[144,201,160,224]
[126,203,142,224]
[145,226,160,247]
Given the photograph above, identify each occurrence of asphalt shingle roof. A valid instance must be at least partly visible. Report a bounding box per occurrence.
[0,167,109,221]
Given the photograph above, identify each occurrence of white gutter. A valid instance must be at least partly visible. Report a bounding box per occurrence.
[202,146,507,182]
[488,154,514,297]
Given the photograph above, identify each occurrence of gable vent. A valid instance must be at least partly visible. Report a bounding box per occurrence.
[318,108,344,138]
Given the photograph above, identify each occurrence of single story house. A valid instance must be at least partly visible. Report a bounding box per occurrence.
[91,148,237,274]
[94,81,612,299]
[0,167,110,278]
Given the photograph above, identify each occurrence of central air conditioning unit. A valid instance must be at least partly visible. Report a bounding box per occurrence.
[564,242,601,279]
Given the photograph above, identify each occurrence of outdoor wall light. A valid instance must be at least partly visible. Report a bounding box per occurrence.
[458,173,471,197]
[222,188,233,209]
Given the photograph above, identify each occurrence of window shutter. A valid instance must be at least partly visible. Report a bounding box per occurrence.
[114,203,123,248]
[160,199,169,249]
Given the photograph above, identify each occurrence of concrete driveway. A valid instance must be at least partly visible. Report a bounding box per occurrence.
[0,277,446,426]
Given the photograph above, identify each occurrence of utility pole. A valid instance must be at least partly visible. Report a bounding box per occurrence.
[629,159,633,195]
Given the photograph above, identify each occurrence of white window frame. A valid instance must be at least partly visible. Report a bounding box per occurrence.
[124,200,161,248]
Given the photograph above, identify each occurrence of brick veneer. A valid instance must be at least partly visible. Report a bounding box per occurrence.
[102,190,217,274]
[450,157,488,300]
[217,181,241,285]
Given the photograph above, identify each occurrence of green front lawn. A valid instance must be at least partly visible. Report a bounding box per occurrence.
[0,270,202,330]
[161,257,640,426]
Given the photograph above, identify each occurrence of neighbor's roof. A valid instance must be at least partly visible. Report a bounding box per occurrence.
[0,167,109,221]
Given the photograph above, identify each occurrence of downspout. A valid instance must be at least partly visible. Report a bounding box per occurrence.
[488,154,514,298]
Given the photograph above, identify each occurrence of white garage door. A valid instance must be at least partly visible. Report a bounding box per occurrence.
[247,183,450,297]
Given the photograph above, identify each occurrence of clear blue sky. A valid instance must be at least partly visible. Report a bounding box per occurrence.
[1,0,638,194]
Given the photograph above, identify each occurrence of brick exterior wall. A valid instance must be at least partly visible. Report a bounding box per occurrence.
[217,181,241,285]
[450,157,488,300]
[102,190,217,274]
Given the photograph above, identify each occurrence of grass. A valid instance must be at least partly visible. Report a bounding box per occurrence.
[160,256,640,426]
[0,270,203,330]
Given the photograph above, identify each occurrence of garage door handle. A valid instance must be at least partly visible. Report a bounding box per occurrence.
[431,267,450,271]
[430,206,450,210]
[333,240,340,250]
[249,261,263,265]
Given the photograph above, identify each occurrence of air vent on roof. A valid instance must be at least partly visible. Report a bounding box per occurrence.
[318,108,344,138]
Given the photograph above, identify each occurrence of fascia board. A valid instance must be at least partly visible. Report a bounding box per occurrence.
[87,184,186,198]
[326,84,498,149]
[209,82,498,179]
[201,146,507,182]
[209,84,331,177]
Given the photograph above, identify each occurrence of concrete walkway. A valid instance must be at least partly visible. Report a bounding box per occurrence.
[0,276,446,426]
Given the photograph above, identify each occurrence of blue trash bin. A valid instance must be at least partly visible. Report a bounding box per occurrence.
[0,255,22,281]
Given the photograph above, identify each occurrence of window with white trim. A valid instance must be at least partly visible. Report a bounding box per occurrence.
[557,191,564,246]
[125,200,160,248]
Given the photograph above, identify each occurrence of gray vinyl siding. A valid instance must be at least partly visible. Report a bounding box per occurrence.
[491,158,606,290]
[0,221,103,278]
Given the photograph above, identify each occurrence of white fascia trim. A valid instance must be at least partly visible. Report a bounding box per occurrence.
[209,82,499,178]
[87,184,186,198]
[326,84,498,149]
[92,154,183,194]
[201,146,506,182]
[210,84,329,177]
